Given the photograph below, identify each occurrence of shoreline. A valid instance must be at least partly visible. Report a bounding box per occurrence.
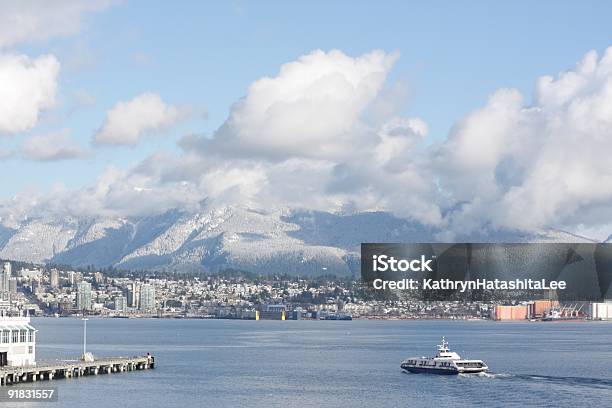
[31,315,608,323]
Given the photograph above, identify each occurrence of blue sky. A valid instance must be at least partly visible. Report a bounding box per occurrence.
[2,1,612,237]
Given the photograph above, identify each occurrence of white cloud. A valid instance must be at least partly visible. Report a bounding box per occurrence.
[209,49,399,160]
[173,49,441,223]
[21,129,87,161]
[0,53,60,135]
[93,93,188,146]
[0,0,115,49]
[438,47,612,233]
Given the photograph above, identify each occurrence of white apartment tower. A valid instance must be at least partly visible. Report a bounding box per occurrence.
[139,284,156,312]
[76,281,92,311]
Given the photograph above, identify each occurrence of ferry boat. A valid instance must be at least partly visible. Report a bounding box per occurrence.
[400,337,488,375]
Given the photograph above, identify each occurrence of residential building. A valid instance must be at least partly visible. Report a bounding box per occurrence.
[139,284,155,312]
[76,281,92,311]
[114,295,127,312]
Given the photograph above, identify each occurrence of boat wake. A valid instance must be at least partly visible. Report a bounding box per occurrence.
[459,372,511,379]
[513,374,612,389]
[459,372,612,389]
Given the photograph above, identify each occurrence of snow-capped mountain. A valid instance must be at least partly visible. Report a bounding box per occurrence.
[0,205,597,276]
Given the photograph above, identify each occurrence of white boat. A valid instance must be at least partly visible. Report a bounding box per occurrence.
[400,337,488,375]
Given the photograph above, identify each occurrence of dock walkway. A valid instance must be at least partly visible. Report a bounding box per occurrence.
[0,355,155,386]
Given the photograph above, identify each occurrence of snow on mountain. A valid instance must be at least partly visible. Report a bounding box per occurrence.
[0,217,78,264]
[0,205,599,276]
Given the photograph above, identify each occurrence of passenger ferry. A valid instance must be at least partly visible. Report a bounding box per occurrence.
[400,337,488,375]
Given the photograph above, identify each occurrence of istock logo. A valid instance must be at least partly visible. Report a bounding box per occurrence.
[372,255,434,272]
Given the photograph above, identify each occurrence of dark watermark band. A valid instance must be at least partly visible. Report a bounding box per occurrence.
[361,243,612,301]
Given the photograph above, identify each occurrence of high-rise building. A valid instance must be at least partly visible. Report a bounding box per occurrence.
[69,271,83,287]
[127,282,140,308]
[8,278,17,294]
[50,269,60,289]
[139,284,156,312]
[114,295,127,312]
[76,281,92,311]
[1,262,11,293]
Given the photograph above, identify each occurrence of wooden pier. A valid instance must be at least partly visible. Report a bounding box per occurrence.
[0,355,155,386]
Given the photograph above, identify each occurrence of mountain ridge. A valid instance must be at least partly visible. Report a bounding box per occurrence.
[0,205,598,276]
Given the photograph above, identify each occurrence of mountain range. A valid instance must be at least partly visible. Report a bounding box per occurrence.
[0,205,598,276]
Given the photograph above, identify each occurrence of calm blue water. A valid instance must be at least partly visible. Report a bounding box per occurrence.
[18,318,612,407]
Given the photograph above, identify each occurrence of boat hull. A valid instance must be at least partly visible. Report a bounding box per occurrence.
[401,364,488,375]
[402,365,459,375]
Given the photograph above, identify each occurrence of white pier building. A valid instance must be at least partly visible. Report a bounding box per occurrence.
[0,314,36,367]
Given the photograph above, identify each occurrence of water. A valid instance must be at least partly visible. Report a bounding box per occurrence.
[21,318,612,407]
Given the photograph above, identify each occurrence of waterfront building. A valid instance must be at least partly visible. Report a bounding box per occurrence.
[139,284,155,312]
[590,301,612,320]
[257,304,287,320]
[0,314,36,367]
[527,299,560,318]
[76,281,92,311]
[266,304,287,313]
[492,305,528,321]
[114,295,128,312]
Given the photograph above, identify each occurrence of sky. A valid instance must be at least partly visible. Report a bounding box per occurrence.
[2,0,612,238]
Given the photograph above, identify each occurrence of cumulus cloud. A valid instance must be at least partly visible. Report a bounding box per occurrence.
[172,49,442,223]
[0,53,60,135]
[0,0,114,49]
[93,93,189,146]
[437,47,612,234]
[21,129,87,161]
[208,49,399,160]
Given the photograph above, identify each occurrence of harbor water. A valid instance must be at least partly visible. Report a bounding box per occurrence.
[27,318,612,407]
